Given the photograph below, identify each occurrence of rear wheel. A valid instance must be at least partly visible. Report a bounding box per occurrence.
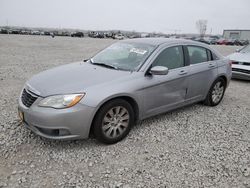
[204,78,226,106]
[93,99,134,144]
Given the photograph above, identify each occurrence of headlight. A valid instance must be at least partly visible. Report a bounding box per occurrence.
[39,93,85,109]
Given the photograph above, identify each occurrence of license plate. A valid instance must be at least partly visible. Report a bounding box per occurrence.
[18,110,24,123]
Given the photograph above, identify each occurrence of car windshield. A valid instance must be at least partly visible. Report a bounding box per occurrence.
[91,42,156,71]
[240,45,250,53]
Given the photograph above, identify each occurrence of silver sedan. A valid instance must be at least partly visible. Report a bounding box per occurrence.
[228,44,250,80]
[18,38,232,144]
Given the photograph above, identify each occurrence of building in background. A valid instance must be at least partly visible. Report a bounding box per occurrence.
[223,30,250,40]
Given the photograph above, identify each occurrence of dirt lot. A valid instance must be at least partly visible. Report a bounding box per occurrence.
[0,34,249,188]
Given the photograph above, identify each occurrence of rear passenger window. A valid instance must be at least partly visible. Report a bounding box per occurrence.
[187,46,208,64]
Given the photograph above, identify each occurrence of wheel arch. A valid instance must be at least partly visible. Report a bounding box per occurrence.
[217,74,228,87]
[204,74,228,106]
[207,74,228,96]
[88,95,140,137]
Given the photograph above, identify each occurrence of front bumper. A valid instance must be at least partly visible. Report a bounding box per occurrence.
[232,71,250,81]
[18,96,96,140]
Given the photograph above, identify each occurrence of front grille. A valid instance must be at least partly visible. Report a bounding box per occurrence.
[21,89,38,108]
[232,62,250,66]
[232,68,250,74]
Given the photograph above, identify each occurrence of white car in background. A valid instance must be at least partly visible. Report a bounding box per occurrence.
[114,34,124,40]
[228,45,250,80]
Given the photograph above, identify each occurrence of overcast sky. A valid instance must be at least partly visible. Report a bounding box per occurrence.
[1,0,250,34]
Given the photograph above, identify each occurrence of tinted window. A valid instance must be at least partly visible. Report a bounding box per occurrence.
[153,46,184,70]
[187,46,208,64]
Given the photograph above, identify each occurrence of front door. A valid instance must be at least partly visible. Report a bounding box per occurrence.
[142,45,189,118]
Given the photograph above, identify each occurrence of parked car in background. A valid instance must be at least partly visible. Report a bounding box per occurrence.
[226,39,235,46]
[62,32,71,37]
[31,30,41,35]
[207,38,218,45]
[217,39,248,46]
[11,30,21,34]
[20,30,31,35]
[241,40,249,46]
[217,38,229,45]
[226,39,243,46]
[104,32,114,38]
[232,39,244,46]
[114,34,125,40]
[43,31,51,36]
[18,38,231,144]
[0,29,9,34]
[88,31,104,38]
[88,31,96,38]
[228,44,250,80]
[94,32,105,38]
[71,32,84,38]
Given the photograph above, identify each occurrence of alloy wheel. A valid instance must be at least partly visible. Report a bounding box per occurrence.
[211,81,224,104]
[102,106,130,139]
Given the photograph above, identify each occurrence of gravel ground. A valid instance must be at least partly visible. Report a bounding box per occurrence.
[0,34,249,188]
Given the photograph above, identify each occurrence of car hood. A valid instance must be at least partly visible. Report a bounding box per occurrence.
[26,62,133,97]
[228,52,250,62]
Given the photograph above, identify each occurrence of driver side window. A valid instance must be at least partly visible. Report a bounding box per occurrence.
[153,46,184,70]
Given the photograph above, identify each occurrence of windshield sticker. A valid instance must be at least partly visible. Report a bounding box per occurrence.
[130,48,147,55]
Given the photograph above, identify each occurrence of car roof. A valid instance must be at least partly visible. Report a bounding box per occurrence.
[122,37,192,46]
[121,37,224,59]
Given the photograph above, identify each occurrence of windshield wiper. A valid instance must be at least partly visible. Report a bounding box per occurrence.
[90,59,131,71]
[92,62,118,70]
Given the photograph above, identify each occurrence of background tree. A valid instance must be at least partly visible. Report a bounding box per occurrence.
[196,20,207,38]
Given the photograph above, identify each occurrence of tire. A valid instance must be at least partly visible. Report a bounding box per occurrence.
[93,99,134,144]
[204,78,226,106]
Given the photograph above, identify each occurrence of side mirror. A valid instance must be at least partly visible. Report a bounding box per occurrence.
[150,66,169,75]
[235,49,240,53]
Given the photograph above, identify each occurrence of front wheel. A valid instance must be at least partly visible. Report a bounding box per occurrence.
[93,99,134,144]
[204,78,226,106]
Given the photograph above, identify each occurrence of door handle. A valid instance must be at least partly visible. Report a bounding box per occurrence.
[179,70,188,75]
[208,63,216,68]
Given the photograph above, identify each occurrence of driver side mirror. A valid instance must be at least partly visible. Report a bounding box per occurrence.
[235,49,240,53]
[149,66,169,75]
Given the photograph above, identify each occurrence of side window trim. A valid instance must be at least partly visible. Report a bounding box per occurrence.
[206,49,213,61]
[183,45,190,66]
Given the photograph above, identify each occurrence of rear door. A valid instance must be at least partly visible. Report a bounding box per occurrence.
[185,45,218,102]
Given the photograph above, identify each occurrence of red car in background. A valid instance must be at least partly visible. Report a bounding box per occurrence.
[217,38,229,45]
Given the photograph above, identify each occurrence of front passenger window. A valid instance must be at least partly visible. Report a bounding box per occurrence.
[153,46,184,70]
